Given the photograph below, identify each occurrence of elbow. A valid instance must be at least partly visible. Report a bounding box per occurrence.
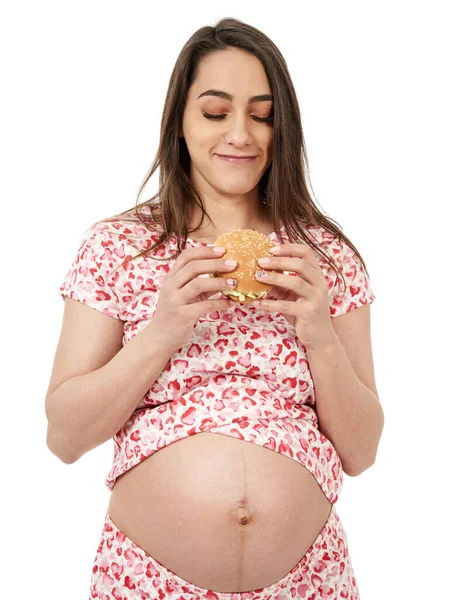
[344,458,375,477]
[46,425,78,465]
[347,411,385,477]
[343,447,379,477]
[46,441,77,464]
[344,443,381,477]
[52,448,78,465]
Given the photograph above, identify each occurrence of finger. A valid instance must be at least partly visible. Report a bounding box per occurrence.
[181,274,238,305]
[269,243,312,257]
[186,297,232,320]
[270,243,322,271]
[266,285,292,302]
[173,256,237,290]
[170,246,226,280]
[255,271,309,299]
[257,256,318,285]
[250,298,299,314]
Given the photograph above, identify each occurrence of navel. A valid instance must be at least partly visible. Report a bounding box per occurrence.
[236,506,253,526]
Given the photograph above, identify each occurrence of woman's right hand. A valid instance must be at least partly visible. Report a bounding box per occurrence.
[150,246,238,352]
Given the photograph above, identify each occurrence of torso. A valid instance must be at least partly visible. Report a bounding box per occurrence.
[108,206,331,593]
[108,431,332,593]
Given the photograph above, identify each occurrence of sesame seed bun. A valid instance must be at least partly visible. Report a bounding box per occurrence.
[210,229,277,303]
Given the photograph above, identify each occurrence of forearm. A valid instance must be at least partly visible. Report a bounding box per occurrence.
[46,320,175,464]
[306,331,384,476]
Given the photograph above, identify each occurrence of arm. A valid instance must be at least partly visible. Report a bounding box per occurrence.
[306,329,384,477]
[46,319,174,464]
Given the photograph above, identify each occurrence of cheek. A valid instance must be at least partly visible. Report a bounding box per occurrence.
[183,110,209,139]
[183,124,210,156]
[186,121,218,151]
[257,127,272,150]
[263,135,273,160]
[266,131,273,149]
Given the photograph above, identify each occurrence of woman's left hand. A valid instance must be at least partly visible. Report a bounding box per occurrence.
[250,243,336,351]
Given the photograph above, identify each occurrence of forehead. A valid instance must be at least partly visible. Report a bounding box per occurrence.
[190,49,271,100]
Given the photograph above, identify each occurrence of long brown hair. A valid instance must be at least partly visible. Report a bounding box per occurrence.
[96,17,371,293]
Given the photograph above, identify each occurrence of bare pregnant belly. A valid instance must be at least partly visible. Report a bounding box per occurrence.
[107,431,332,593]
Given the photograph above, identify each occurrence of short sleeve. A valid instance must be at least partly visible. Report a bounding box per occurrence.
[329,237,376,318]
[58,225,123,321]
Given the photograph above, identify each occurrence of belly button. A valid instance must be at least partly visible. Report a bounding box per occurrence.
[236,506,253,525]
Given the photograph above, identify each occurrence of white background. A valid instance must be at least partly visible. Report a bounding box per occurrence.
[2,1,451,598]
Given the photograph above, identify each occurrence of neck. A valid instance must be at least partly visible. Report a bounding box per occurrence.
[187,200,273,242]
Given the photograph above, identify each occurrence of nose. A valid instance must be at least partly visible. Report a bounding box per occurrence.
[223,114,254,147]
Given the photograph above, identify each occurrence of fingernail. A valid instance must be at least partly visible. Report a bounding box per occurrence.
[269,246,281,253]
[258,257,271,265]
[213,246,226,254]
[225,260,238,267]
[226,278,238,286]
[255,270,268,278]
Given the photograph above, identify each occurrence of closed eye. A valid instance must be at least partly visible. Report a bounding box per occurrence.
[202,113,273,123]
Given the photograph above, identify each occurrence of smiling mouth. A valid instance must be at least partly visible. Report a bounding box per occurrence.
[215,154,257,164]
[217,154,256,158]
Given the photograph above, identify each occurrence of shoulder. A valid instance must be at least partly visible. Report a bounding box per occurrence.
[283,222,341,268]
[300,223,361,267]
[87,207,162,257]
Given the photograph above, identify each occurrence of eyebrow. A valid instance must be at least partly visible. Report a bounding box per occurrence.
[197,89,273,103]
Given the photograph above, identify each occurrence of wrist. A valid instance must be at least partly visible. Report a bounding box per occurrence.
[304,326,339,355]
[145,317,181,356]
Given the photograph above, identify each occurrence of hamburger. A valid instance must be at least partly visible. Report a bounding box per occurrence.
[210,229,277,303]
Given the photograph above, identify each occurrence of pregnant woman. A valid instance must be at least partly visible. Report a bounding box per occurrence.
[45,17,384,599]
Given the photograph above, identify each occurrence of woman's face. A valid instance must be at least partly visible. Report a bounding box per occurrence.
[181,48,274,200]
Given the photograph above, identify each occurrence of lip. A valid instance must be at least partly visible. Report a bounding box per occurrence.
[215,154,257,164]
